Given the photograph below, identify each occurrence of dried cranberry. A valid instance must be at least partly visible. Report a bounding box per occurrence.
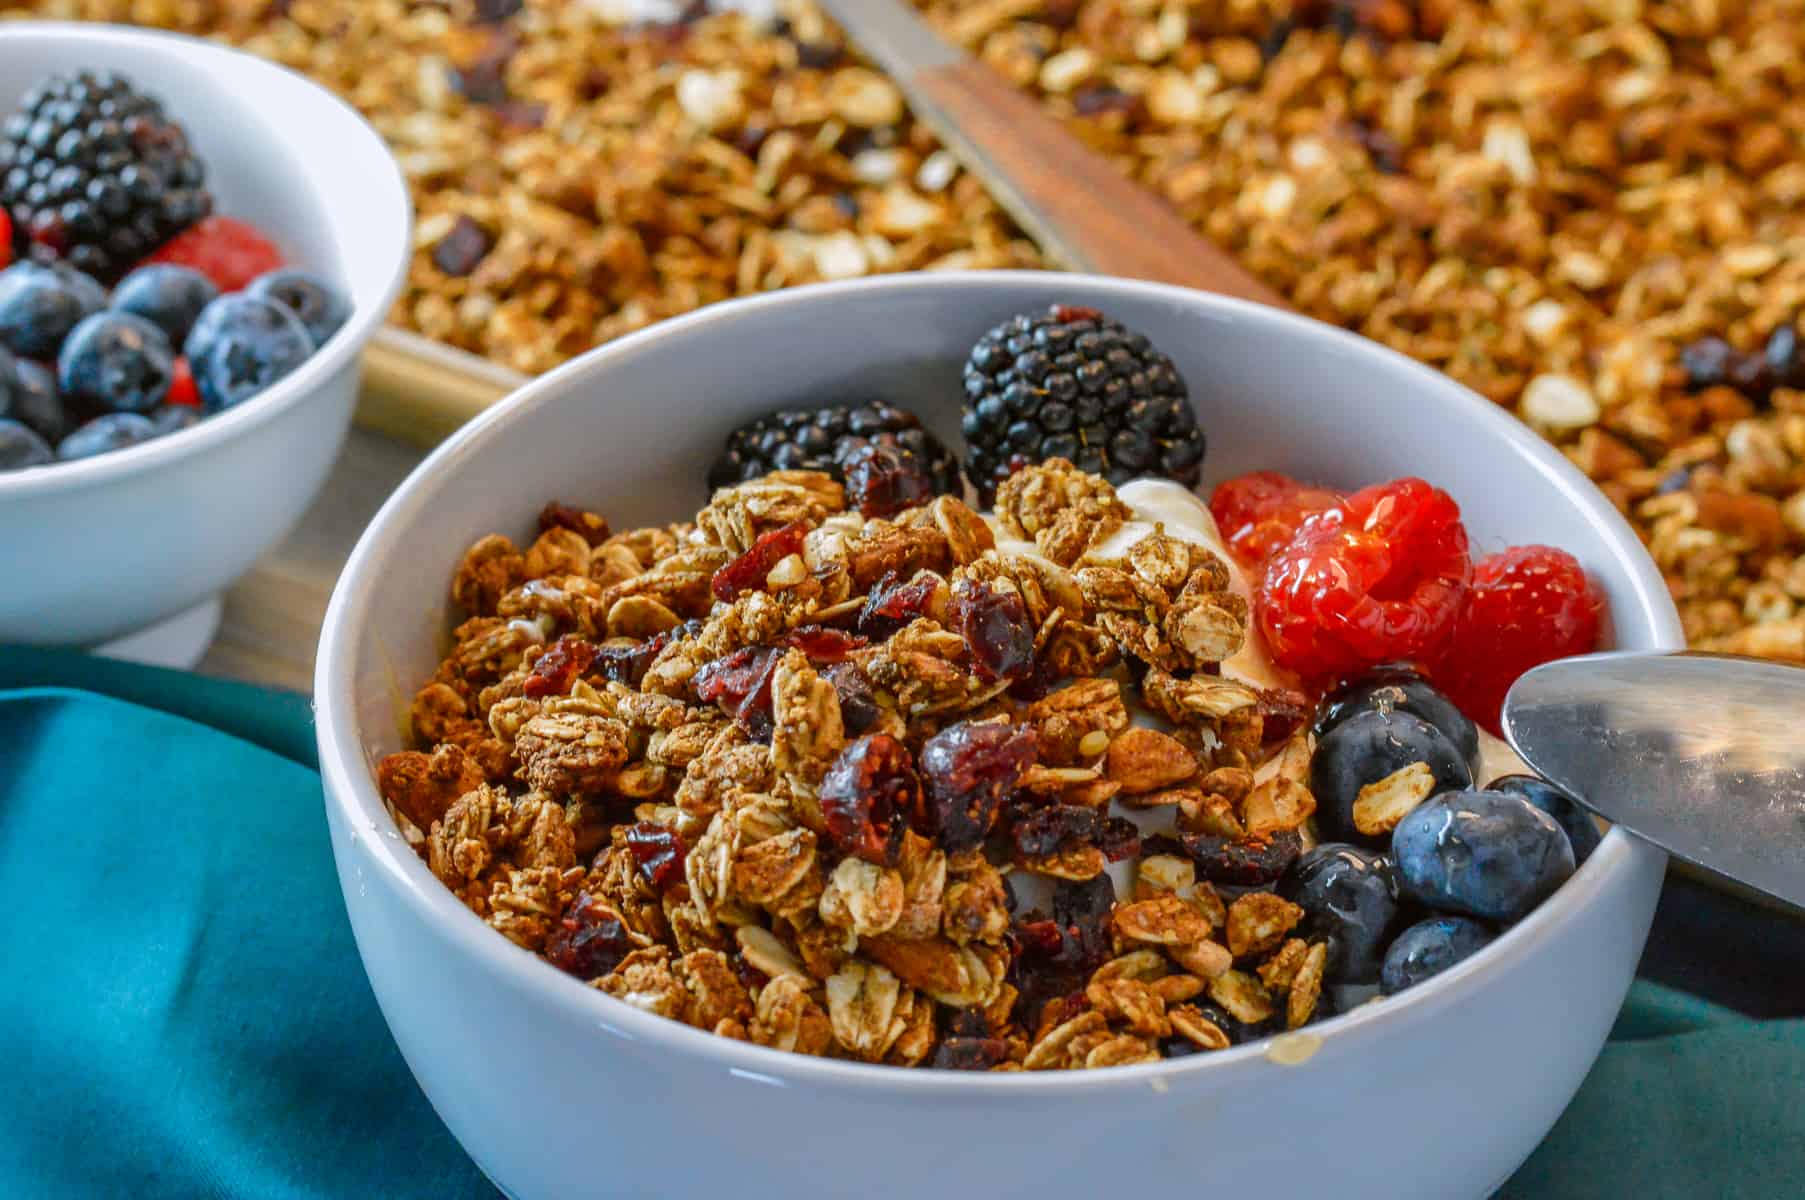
[793,40,845,69]
[842,443,934,519]
[734,955,770,993]
[624,822,688,893]
[818,734,919,864]
[430,215,493,277]
[492,100,547,129]
[1348,120,1404,174]
[917,721,1037,853]
[949,580,1035,682]
[943,1007,991,1039]
[1727,350,1775,401]
[1181,830,1304,887]
[595,620,698,687]
[858,570,938,639]
[1072,85,1142,118]
[1767,322,1805,389]
[544,893,634,979]
[523,635,596,699]
[1010,875,1117,1025]
[823,661,881,735]
[694,645,782,740]
[711,520,811,602]
[1006,661,1058,702]
[1680,336,1734,391]
[448,29,520,105]
[931,1037,1009,1071]
[784,625,867,662]
[1097,816,1142,863]
[1257,687,1312,744]
[1009,804,1100,859]
[1012,916,1064,958]
[537,501,611,546]
[1051,303,1102,323]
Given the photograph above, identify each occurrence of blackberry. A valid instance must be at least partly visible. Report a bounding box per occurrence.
[960,304,1205,498]
[707,402,960,493]
[0,71,212,284]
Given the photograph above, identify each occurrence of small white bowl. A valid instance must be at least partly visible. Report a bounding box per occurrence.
[0,23,410,647]
[316,273,1681,1200]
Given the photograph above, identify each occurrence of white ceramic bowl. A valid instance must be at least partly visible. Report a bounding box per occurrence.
[316,274,1681,1200]
[0,23,409,646]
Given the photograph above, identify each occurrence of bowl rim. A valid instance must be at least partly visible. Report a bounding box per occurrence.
[0,21,411,498]
[315,271,1680,1094]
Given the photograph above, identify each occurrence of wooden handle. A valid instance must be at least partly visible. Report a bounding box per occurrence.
[912,61,1289,308]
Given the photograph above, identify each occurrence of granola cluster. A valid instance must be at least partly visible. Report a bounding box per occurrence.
[13,0,1805,651]
[378,460,1328,1068]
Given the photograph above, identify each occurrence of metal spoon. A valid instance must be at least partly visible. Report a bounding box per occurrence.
[1502,650,1805,911]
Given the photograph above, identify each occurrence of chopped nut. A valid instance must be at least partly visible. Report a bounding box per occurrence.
[1105,727,1198,794]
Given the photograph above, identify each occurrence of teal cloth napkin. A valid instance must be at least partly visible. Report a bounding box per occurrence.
[1,650,1801,1198]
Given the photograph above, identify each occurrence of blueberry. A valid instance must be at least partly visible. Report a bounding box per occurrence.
[1392,789,1576,923]
[55,411,157,460]
[1379,915,1496,995]
[1487,774,1601,865]
[1277,843,1400,984]
[1310,709,1474,845]
[1189,1001,1274,1046]
[1313,664,1479,772]
[110,263,218,345]
[0,260,103,359]
[184,295,316,413]
[147,404,202,437]
[0,416,54,470]
[57,311,173,413]
[5,357,70,444]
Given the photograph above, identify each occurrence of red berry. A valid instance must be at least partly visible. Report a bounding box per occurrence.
[1255,477,1471,680]
[0,210,12,268]
[142,216,285,292]
[1435,545,1604,735]
[1210,470,1345,565]
[165,357,200,407]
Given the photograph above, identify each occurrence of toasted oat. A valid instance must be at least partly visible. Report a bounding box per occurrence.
[1352,760,1438,836]
[1225,893,1305,959]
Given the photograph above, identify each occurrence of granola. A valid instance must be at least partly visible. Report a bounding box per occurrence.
[378,460,1355,1069]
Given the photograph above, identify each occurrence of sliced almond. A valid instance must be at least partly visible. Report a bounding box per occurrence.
[1105,727,1199,794]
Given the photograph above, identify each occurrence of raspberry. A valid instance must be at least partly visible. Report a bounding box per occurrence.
[164,355,199,406]
[1209,470,1345,564]
[142,216,284,292]
[1434,545,1604,735]
[1255,477,1471,680]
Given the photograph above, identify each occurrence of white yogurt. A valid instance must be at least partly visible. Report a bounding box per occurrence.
[985,478,1287,692]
